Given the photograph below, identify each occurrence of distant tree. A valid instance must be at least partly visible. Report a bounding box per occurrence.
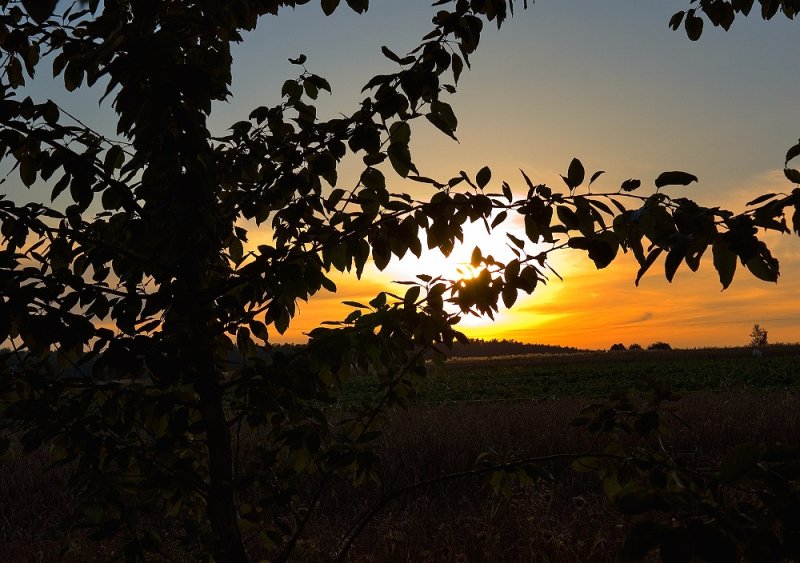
[448,338,579,357]
[628,343,643,351]
[610,343,627,351]
[750,324,769,349]
[648,342,673,351]
[0,1,798,561]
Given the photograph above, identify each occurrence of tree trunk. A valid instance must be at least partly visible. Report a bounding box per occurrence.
[197,371,248,563]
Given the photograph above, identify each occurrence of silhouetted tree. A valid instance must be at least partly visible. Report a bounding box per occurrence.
[1,1,799,561]
[750,323,769,349]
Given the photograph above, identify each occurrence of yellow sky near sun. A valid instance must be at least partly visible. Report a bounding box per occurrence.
[258,162,800,350]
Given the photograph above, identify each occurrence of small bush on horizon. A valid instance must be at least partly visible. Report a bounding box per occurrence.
[648,342,672,351]
[628,343,643,351]
[750,324,768,350]
[609,343,627,351]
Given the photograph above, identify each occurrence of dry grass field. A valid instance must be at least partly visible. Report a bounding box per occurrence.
[2,349,799,561]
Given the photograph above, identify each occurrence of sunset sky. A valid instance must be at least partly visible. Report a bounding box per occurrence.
[11,1,800,349]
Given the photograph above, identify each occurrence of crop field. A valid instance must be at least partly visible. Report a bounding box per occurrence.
[2,346,800,561]
[339,345,800,406]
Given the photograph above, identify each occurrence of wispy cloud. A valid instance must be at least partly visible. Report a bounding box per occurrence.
[615,312,654,326]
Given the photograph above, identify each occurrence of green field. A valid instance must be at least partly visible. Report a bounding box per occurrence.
[338,346,800,406]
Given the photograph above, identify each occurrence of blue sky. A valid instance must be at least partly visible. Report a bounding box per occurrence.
[216,0,798,200]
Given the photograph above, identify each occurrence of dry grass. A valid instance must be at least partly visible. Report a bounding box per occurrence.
[2,390,798,562]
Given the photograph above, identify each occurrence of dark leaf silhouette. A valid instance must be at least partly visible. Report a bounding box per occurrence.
[655,171,698,189]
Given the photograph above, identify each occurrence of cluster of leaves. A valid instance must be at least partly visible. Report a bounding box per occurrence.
[0,1,555,559]
[0,0,798,561]
[572,380,800,563]
[670,0,800,41]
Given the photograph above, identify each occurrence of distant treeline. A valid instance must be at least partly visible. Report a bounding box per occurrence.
[2,338,581,378]
[444,338,580,358]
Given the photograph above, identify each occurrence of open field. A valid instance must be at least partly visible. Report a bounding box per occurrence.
[340,345,800,406]
[2,347,799,561]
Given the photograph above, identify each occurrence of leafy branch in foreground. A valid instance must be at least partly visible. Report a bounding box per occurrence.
[0,1,798,561]
[571,380,800,563]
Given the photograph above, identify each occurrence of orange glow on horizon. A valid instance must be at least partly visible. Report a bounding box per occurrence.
[256,169,800,350]
[271,238,800,351]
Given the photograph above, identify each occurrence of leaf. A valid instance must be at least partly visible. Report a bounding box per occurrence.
[635,248,663,286]
[389,121,411,144]
[568,235,618,269]
[308,74,331,93]
[388,143,415,178]
[685,10,704,41]
[524,214,540,243]
[502,182,512,202]
[621,178,641,192]
[785,139,800,165]
[249,320,269,343]
[655,171,698,189]
[369,292,387,308]
[476,166,491,189]
[293,448,310,471]
[372,237,391,269]
[501,285,517,308]
[557,206,579,230]
[321,0,340,16]
[381,46,402,64]
[427,100,458,140]
[104,146,125,172]
[64,60,83,92]
[19,158,37,187]
[42,100,60,124]
[229,238,244,263]
[452,53,464,83]
[589,170,605,186]
[669,10,685,30]
[712,239,737,289]
[288,54,307,65]
[719,443,763,483]
[563,158,584,190]
[281,79,302,100]
[571,456,607,473]
[6,58,24,88]
[404,285,421,306]
[733,0,754,16]
[101,184,124,210]
[746,192,776,206]
[489,471,511,498]
[346,0,369,13]
[745,253,779,283]
[499,260,519,284]
[303,79,319,99]
[22,0,57,24]
[784,168,800,184]
[793,206,800,236]
[507,233,525,251]
[490,210,507,228]
[360,167,385,190]
[664,246,683,282]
